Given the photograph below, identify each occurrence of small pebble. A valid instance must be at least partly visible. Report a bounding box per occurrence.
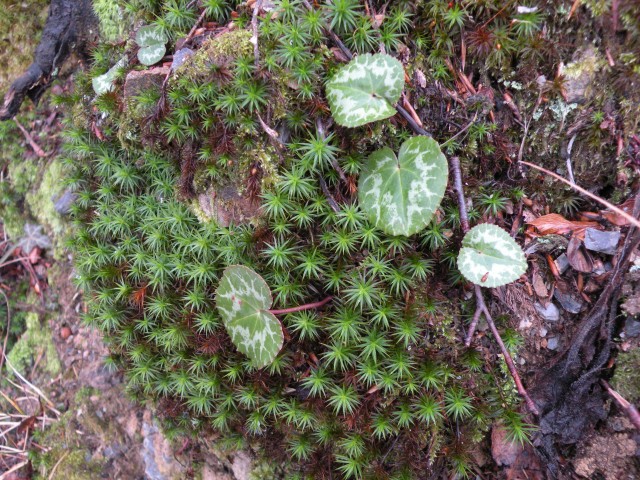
[535,302,560,322]
[547,337,559,350]
[60,326,72,340]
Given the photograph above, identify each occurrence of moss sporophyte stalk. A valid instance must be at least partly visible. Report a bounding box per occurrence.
[64,0,542,478]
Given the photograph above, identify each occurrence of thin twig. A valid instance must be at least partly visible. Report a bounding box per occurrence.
[440,113,478,149]
[48,450,70,480]
[269,296,333,315]
[0,290,10,374]
[251,0,263,66]
[521,160,640,229]
[14,119,46,158]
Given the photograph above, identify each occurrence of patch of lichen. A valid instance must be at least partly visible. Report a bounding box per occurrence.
[6,311,61,379]
[31,407,104,480]
[0,0,49,93]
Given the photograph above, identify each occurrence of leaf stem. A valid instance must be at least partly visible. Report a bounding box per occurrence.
[269,296,333,315]
[451,157,539,415]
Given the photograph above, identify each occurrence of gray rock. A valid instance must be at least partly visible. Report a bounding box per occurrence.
[584,228,620,255]
[535,302,560,322]
[555,253,570,275]
[171,48,194,70]
[625,318,640,338]
[562,46,601,104]
[142,417,186,480]
[554,289,584,314]
[547,336,560,350]
[53,190,77,215]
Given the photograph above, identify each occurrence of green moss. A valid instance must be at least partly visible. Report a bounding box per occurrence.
[92,0,133,42]
[6,311,61,378]
[612,348,640,403]
[31,409,104,480]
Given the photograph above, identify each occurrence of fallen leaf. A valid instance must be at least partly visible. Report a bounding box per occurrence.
[527,213,601,239]
[601,197,636,226]
[566,235,594,273]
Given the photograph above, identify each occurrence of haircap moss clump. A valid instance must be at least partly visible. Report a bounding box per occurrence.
[65,1,537,478]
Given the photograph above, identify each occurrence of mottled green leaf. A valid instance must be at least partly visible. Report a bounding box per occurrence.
[358,136,448,236]
[138,44,166,66]
[92,57,127,95]
[135,25,168,47]
[326,53,404,128]
[216,266,284,368]
[458,224,527,288]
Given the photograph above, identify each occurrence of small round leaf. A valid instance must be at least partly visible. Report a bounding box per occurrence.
[458,224,527,288]
[326,53,405,128]
[138,44,167,66]
[358,136,448,237]
[136,25,168,47]
[216,265,284,368]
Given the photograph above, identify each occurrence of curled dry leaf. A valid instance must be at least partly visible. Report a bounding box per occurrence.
[601,196,636,226]
[526,213,601,240]
[566,235,594,273]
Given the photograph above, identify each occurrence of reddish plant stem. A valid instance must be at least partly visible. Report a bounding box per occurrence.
[601,380,640,430]
[451,157,539,415]
[269,296,333,315]
[14,119,46,158]
[477,289,540,415]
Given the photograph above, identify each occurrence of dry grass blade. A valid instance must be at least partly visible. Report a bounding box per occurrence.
[520,161,640,229]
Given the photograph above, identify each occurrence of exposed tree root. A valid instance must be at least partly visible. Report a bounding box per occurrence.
[0,0,96,121]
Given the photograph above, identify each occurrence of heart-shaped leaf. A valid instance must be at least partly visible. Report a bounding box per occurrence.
[216,265,284,368]
[326,53,404,128]
[92,57,127,95]
[358,136,448,236]
[138,44,167,66]
[135,25,168,47]
[458,224,527,288]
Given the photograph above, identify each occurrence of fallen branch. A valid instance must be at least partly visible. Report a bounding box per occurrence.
[450,157,539,415]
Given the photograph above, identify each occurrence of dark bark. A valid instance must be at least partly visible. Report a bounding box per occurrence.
[0,0,97,120]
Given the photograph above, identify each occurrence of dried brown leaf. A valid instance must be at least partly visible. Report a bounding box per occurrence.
[527,213,601,239]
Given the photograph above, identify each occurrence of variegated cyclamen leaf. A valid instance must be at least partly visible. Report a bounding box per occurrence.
[92,57,127,95]
[215,266,284,368]
[458,224,527,288]
[138,44,166,66]
[326,53,404,128]
[358,136,448,237]
[135,25,168,47]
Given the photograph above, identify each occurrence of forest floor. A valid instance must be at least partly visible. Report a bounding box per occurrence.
[1,1,640,479]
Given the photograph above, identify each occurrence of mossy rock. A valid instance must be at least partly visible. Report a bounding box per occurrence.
[6,311,61,378]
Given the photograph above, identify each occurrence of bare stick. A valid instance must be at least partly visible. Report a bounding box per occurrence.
[465,302,483,348]
[14,119,46,158]
[601,380,640,430]
[251,0,263,66]
[269,296,333,315]
[0,290,10,374]
[521,160,640,229]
